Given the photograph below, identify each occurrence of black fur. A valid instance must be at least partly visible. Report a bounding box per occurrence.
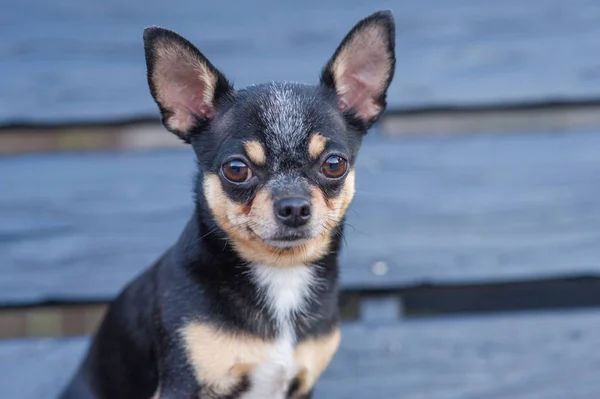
[60,10,395,399]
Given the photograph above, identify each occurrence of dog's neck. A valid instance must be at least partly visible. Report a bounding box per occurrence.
[171,208,342,340]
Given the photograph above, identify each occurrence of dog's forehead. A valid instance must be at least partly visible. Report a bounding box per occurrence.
[238,82,338,158]
[258,83,311,152]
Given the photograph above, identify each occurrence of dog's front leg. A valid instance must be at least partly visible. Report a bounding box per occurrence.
[153,341,203,399]
[298,390,314,399]
[154,339,248,399]
[158,384,244,399]
[154,375,201,399]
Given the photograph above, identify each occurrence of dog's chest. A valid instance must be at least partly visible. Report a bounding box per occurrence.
[240,264,315,399]
[183,265,319,398]
[238,337,297,399]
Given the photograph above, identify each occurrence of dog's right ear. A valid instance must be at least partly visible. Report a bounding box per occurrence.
[143,27,234,143]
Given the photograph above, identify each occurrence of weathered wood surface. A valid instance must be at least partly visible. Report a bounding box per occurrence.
[2,309,599,399]
[2,129,600,305]
[3,0,600,125]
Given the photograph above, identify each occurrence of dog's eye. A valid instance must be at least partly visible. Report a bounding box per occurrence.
[222,159,252,183]
[321,155,348,179]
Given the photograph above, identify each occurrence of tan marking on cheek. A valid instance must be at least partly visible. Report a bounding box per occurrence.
[298,171,356,265]
[294,328,342,395]
[237,186,331,267]
[241,198,253,216]
[204,174,332,267]
[338,169,356,214]
[249,187,274,225]
[181,322,269,395]
[308,133,328,159]
[327,169,356,219]
[203,174,234,228]
[311,169,355,233]
[310,185,330,221]
[235,187,329,267]
[203,174,251,240]
[244,140,267,166]
[202,174,227,222]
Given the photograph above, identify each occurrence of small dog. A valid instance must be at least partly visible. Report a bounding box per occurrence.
[60,10,395,399]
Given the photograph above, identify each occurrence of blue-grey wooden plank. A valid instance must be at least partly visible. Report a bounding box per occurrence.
[2,309,600,399]
[1,129,600,305]
[2,0,600,124]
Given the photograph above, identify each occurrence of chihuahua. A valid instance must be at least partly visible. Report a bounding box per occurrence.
[60,10,395,399]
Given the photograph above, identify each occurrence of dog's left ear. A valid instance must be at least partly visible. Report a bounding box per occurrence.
[143,27,234,142]
[321,11,396,128]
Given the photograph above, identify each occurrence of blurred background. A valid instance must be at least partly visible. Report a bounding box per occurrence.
[2,1,600,398]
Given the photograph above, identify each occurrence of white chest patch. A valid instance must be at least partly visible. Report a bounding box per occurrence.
[242,264,315,399]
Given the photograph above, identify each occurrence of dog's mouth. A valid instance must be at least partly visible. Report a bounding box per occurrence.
[265,238,312,249]
[264,233,312,249]
[247,226,313,249]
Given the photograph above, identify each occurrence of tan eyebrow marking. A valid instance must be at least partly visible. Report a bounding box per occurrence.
[308,133,328,159]
[243,140,266,165]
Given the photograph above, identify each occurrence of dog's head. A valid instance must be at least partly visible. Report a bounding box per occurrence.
[143,11,395,267]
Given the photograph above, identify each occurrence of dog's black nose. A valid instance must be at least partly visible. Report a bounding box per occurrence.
[275,197,311,227]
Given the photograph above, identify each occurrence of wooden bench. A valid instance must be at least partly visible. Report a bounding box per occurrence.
[2,129,600,397]
[2,309,600,398]
[2,130,600,307]
[2,0,600,125]
[3,2,600,396]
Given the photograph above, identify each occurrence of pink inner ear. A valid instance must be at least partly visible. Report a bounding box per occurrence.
[153,43,217,132]
[337,52,388,117]
[333,26,391,122]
